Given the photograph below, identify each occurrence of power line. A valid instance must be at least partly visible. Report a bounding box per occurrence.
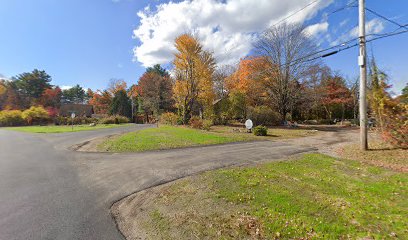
[226,1,405,71]
[263,27,408,71]
[295,28,408,66]
[224,0,357,59]
[328,0,357,16]
[365,7,408,30]
[270,0,321,29]
[367,28,408,42]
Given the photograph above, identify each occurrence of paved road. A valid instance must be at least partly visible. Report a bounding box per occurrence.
[0,124,355,240]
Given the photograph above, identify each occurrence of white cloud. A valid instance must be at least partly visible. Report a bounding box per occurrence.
[0,73,11,81]
[60,85,72,90]
[133,0,334,67]
[331,18,385,46]
[305,22,329,37]
[339,18,349,27]
[349,18,385,38]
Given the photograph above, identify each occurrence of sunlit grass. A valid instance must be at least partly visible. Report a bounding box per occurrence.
[98,125,251,152]
[140,153,408,239]
[99,125,317,152]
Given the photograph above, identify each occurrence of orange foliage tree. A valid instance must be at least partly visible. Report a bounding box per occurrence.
[226,56,272,107]
[88,90,112,114]
[40,87,62,108]
[321,75,352,120]
[107,79,127,95]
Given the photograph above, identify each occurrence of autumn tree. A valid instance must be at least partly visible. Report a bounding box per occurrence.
[293,64,332,120]
[0,81,6,96]
[138,65,173,120]
[107,78,127,95]
[173,34,216,123]
[89,90,112,114]
[0,81,24,110]
[254,24,318,121]
[368,57,391,130]
[321,74,352,120]
[40,87,62,108]
[226,57,272,107]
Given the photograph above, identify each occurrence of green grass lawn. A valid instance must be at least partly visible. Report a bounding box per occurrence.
[211,125,317,138]
[99,125,317,152]
[133,153,407,239]
[98,125,252,152]
[4,123,132,133]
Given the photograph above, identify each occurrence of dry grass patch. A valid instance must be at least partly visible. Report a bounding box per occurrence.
[337,141,407,172]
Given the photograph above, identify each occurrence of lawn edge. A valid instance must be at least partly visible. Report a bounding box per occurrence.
[109,153,309,240]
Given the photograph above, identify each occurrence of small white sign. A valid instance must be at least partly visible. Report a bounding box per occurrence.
[245,119,253,130]
[71,112,76,119]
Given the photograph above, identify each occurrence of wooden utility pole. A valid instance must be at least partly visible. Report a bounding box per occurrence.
[359,0,368,150]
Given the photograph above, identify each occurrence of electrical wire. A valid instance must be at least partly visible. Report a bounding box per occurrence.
[365,7,408,30]
[286,28,408,68]
[269,0,321,29]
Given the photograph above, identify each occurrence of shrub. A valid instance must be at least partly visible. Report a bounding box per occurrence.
[54,116,68,125]
[0,110,25,126]
[247,106,280,126]
[317,119,333,125]
[381,103,407,148]
[160,112,178,125]
[176,116,184,125]
[98,115,129,124]
[46,107,59,119]
[212,112,229,125]
[22,106,49,125]
[253,125,268,136]
[54,116,98,125]
[202,119,213,131]
[189,116,203,129]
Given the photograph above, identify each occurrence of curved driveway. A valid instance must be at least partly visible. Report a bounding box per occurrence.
[0,124,353,239]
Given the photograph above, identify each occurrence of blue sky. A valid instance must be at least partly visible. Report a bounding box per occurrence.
[0,0,407,94]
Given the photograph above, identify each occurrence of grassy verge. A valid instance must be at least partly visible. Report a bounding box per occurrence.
[121,153,407,239]
[337,141,408,172]
[99,125,317,152]
[98,125,251,152]
[4,123,132,133]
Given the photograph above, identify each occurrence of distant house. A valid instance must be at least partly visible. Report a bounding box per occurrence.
[59,104,94,118]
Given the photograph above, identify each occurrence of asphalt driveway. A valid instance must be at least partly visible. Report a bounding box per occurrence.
[0,124,355,240]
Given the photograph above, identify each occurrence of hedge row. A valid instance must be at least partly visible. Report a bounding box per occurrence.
[0,106,50,126]
[0,106,130,127]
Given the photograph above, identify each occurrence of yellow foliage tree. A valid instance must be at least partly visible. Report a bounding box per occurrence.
[172,34,216,123]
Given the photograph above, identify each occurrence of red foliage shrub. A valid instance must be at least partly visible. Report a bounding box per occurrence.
[46,107,59,118]
[189,116,203,129]
[381,103,407,149]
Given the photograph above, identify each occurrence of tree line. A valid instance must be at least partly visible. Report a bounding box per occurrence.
[0,23,406,146]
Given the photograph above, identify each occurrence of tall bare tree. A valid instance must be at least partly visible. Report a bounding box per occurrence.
[254,23,318,121]
[213,64,235,99]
